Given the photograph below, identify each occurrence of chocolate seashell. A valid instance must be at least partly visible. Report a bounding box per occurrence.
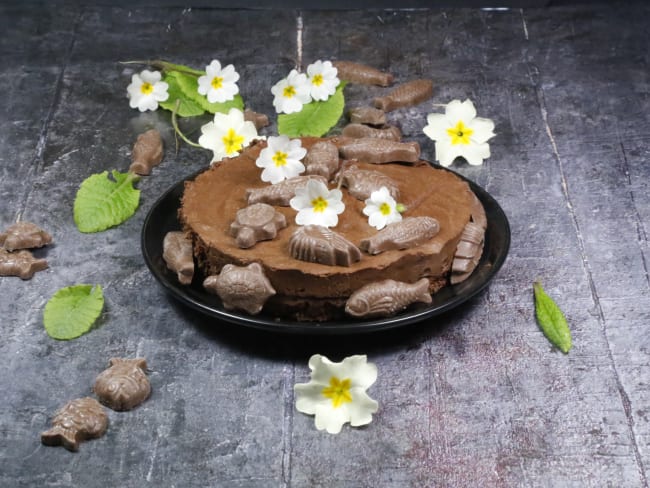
[360,217,440,255]
[304,141,340,180]
[345,278,432,318]
[246,175,328,206]
[338,138,420,164]
[373,79,434,112]
[41,397,108,452]
[342,123,401,141]
[289,225,361,267]
[0,248,48,279]
[337,165,400,201]
[332,61,394,87]
[0,221,52,251]
[203,262,275,315]
[93,358,151,411]
[450,222,486,285]
[163,231,194,285]
[129,129,163,176]
[229,203,287,249]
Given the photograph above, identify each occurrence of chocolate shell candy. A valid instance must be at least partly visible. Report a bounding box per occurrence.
[289,225,361,267]
[338,138,420,164]
[342,123,401,141]
[229,203,287,249]
[304,141,340,180]
[0,248,48,279]
[0,221,52,251]
[163,231,194,285]
[337,165,400,201]
[332,61,394,87]
[345,278,432,318]
[129,129,163,176]
[450,222,485,285]
[41,397,108,452]
[93,358,151,411]
[373,79,434,112]
[246,175,327,206]
[359,217,440,255]
[203,262,275,315]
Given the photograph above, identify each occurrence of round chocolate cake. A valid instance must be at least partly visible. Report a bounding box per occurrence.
[179,137,485,322]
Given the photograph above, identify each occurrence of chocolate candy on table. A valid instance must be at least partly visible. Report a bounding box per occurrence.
[41,397,109,452]
[93,358,151,411]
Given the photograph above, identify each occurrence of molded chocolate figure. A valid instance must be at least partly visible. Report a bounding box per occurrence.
[229,203,287,249]
[332,61,394,87]
[337,165,400,201]
[93,358,151,411]
[41,397,108,452]
[338,138,420,164]
[359,217,440,255]
[162,231,194,285]
[450,222,485,285]
[0,221,52,251]
[345,278,432,318]
[373,79,434,112]
[342,123,401,141]
[246,175,327,206]
[203,262,275,315]
[244,109,270,130]
[348,106,386,126]
[304,141,340,180]
[0,248,48,279]
[129,129,163,176]
[289,225,362,267]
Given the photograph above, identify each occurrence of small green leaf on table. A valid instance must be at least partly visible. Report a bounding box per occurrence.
[44,284,104,340]
[533,281,572,353]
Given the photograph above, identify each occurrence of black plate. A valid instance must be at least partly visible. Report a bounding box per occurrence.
[141,166,510,334]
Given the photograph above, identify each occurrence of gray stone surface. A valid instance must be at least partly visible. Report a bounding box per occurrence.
[1,3,649,487]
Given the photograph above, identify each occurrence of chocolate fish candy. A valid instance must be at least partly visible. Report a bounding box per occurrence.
[229,203,287,249]
[342,123,401,141]
[360,216,440,255]
[304,141,340,180]
[41,397,109,452]
[337,165,400,201]
[338,138,420,164]
[93,358,151,411]
[348,106,386,126]
[0,221,52,251]
[203,262,275,315]
[246,175,327,206]
[129,129,163,176]
[345,278,432,318]
[163,231,194,285]
[373,79,434,112]
[0,248,48,279]
[332,61,394,87]
[450,221,486,285]
[289,225,362,267]
[244,109,270,130]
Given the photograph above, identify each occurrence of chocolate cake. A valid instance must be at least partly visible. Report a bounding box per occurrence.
[179,137,485,322]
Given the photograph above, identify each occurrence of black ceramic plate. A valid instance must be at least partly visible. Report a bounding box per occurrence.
[141,165,510,334]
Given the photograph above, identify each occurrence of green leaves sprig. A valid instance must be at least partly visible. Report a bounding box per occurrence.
[43,284,104,340]
[533,281,572,353]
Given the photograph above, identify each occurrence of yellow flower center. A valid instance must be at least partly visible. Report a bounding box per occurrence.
[222,128,245,155]
[322,377,352,408]
[211,76,224,90]
[312,74,324,86]
[379,202,391,215]
[140,82,154,95]
[447,121,474,145]
[283,85,296,98]
[272,151,288,167]
[311,196,328,213]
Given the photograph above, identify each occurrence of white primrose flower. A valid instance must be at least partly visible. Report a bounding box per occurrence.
[423,99,496,167]
[255,135,307,184]
[198,108,258,163]
[126,70,169,112]
[306,60,340,101]
[362,186,403,230]
[294,354,379,435]
[271,69,312,114]
[197,59,240,103]
[289,179,345,228]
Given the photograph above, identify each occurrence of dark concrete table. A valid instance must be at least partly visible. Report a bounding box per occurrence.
[1,3,649,487]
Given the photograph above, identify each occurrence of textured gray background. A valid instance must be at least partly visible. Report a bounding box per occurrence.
[1,3,649,487]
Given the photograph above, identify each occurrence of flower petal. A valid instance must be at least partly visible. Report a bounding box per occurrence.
[460,142,491,165]
[446,99,476,123]
[423,113,450,141]
[314,403,350,434]
[347,389,379,427]
[468,116,496,144]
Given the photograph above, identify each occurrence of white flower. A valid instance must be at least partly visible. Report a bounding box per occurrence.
[197,59,240,103]
[198,108,258,163]
[255,135,307,184]
[294,354,378,434]
[271,69,312,114]
[290,179,345,228]
[362,186,403,230]
[306,60,340,101]
[126,70,169,112]
[423,99,496,167]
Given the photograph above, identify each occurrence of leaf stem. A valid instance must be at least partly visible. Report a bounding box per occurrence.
[171,100,203,149]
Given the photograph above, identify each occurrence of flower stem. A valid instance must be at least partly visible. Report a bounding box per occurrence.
[171,100,203,149]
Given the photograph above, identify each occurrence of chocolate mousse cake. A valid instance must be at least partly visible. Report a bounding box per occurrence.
[179,137,486,322]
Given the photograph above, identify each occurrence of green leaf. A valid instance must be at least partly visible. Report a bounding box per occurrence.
[44,285,104,340]
[74,170,140,233]
[159,71,205,117]
[533,281,572,353]
[278,82,346,137]
[172,69,245,114]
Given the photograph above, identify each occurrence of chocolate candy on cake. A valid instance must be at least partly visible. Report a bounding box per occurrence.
[289,225,361,267]
[244,109,270,130]
[360,216,440,255]
[348,106,386,126]
[246,175,327,206]
[373,79,434,112]
[304,141,340,180]
[338,138,420,164]
[229,203,287,249]
[203,263,275,315]
[451,222,486,285]
[129,129,163,176]
[342,123,402,141]
[345,278,432,318]
[0,221,52,251]
[93,358,151,411]
[163,231,194,285]
[337,165,400,201]
[41,397,108,452]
